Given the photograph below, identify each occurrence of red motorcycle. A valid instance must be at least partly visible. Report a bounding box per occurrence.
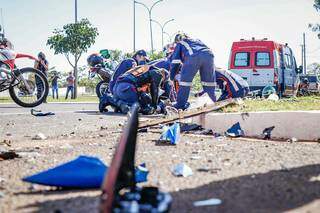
[0,38,49,107]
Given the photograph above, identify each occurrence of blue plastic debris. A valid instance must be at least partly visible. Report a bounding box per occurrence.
[225,122,244,138]
[31,109,55,117]
[159,123,180,145]
[23,156,148,189]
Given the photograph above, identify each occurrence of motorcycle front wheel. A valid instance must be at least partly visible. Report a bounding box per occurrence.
[9,67,49,107]
[96,81,109,98]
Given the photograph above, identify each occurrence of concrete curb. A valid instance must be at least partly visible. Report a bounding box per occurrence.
[192,111,320,141]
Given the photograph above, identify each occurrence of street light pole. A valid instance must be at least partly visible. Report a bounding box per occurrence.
[133,0,136,52]
[75,0,78,23]
[134,0,163,52]
[0,8,5,37]
[151,19,174,48]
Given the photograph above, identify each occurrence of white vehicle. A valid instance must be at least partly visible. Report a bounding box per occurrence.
[228,38,302,96]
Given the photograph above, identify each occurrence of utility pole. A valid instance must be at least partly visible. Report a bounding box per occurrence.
[135,0,163,53]
[0,8,5,37]
[151,19,174,48]
[75,0,78,23]
[133,0,136,52]
[303,33,307,74]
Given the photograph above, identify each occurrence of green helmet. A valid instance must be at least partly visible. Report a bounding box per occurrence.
[100,49,111,59]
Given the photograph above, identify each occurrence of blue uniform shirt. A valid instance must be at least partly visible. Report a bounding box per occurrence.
[170,38,212,80]
[148,58,171,71]
[109,58,136,93]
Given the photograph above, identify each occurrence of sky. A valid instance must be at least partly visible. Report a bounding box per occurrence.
[1,0,320,72]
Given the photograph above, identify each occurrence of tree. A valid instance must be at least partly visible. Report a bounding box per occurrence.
[47,18,98,98]
[309,1,320,38]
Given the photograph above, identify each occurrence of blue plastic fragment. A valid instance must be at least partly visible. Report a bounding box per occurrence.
[23,156,148,189]
[225,122,244,138]
[160,123,181,145]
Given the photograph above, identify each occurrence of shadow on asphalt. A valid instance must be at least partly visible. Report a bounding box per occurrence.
[0,106,20,109]
[18,164,320,213]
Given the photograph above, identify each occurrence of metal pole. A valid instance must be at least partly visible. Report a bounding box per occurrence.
[152,19,174,49]
[149,11,154,52]
[75,0,78,23]
[133,0,136,52]
[135,0,163,52]
[0,8,5,37]
[303,33,307,74]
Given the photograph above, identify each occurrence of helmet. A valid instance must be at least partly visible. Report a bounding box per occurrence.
[174,33,187,43]
[164,43,175,56]
[100,49,111,59]
[87,53,104,67]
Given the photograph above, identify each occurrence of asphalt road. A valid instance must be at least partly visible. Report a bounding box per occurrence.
[0,103,127,141]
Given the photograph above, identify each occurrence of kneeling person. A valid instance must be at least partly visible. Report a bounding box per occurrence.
[113,65,166,114]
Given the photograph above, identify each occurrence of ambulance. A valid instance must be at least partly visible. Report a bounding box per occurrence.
[228,38,302,96]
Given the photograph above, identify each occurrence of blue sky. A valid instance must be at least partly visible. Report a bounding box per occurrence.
[1,0,320,72]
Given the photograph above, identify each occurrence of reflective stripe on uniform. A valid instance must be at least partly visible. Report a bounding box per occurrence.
[180,41,194,55]
[201,81,217,87]
[179,81,192,87]
[172,59,182,64]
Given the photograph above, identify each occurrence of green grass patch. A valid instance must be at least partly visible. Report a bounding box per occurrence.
[222,96,320,113]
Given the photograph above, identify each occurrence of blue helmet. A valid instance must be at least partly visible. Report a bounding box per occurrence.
[87,53,104,67]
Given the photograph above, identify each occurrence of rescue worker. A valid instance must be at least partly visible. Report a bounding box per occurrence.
[196,68,249,101]
[170,33,216,109]
[113,65,166,114]
[109,49,149,93]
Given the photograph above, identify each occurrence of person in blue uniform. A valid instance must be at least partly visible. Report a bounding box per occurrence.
[113,65,166,114]
[196,68,249,101]
[109,50,149,93]
[170,33,216,110]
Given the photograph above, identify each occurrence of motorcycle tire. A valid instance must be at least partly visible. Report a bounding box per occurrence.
[96,81,109,98]
[9,67,49,108]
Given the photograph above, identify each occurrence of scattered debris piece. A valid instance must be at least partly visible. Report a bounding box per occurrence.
[100,126,108,131]
[288,137,298,143]
[193,198,222,207]
[191,156,201,160]
[32,133,47,140]
[138,128,148,133]
[262,126,275,140]
[31,109,55,117]
[225,122,244,138]
[197,168,221,174]
[267,94,279,101]
[159,123,180,145]
[180,123,202,132]
[18,151,41,158]
[0,192,5,198]
[172,163,193,177]
[0,140,11,146]
[0,151,20,161]
[23,156,148,189]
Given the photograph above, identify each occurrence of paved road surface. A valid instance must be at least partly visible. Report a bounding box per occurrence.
[0,103,126,141]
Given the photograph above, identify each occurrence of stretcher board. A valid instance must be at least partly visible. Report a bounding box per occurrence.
[138,98,242,128]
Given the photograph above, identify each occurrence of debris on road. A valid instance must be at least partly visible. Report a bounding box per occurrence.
[262,126,275,140]
[159,123,180,145]
[288,137,298,143]
[23,155,148,189]
[59,143,74,150]
[225,122,244,138]
[32,133,47,140]
[0,140,12,147]
[31,109,55,117]
[0,151,20,161]
[193,198,222,207]
[172,163,193,177]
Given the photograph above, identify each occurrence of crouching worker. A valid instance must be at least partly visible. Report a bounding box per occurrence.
[113,65,166,114]
[196,68,249,101]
